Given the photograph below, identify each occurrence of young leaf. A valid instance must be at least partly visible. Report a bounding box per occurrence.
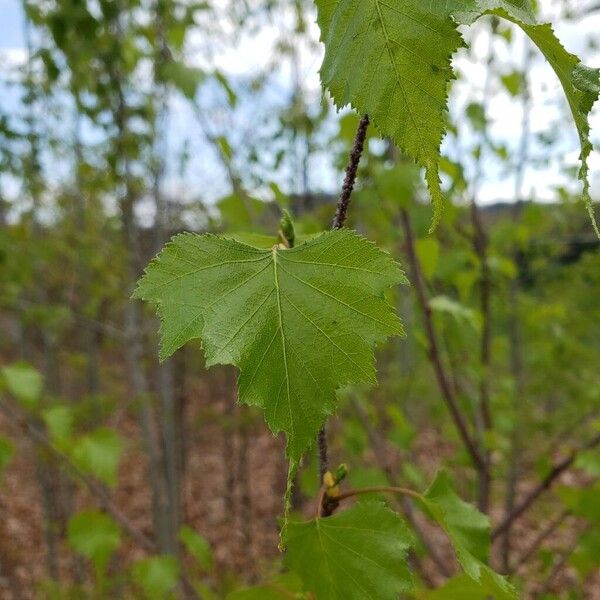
[43,405,75,441]
[131,556,180,600]
[134,230,405,460]
[68,510,121,572]
[1,362,43,409]
[72,427,125,486]
[162,60,204,100]
[284,501,413,599]
[421,472,517,599]
[178,525,213,571]
[315,0,464,229]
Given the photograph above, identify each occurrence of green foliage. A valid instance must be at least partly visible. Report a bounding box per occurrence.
[134,230,406,461]
[279,209,296,248]
[285,501,413,599]
[161,61,205,100]
[421,573,508,599]
[131,556,180,600]
[178,525,213,571]
[316,0,462,228]
[467,5,600,236]
[415,238,440,281]
[67,510,121,572]
[429,295,480,330]
[420,472,516,599]
[72,427,124,486]
[559,482,600,523]
[217,194,269,231]
[575,450,600,477]
[4,0,599,595]
[315,0,600,232]
[500,71,523,97]
[1,362,44,409]
[43,405,75,441]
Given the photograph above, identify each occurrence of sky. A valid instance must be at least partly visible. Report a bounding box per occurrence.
[0,0,599,211]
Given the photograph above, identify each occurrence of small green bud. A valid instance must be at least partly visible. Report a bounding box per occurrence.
[334,463,348,484]
[278,209,296,248]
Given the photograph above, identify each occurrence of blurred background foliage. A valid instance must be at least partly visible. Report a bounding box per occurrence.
[0,0,599,598]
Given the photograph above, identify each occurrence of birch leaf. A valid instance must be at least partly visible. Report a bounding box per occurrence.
[316,0,599,234]
[134,230,405,460]
[285,501,413,600]
[450,0,600,235]
[421,472,517,599]
[316,0,464,230]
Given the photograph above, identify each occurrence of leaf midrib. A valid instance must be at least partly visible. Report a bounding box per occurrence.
[272,247,294,438]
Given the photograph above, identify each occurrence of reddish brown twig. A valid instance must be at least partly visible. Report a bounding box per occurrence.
[493,431,600,539]
[332,114,370,230]
[0,401,156,553]
[399,208,485,472]
[318,113,370,497]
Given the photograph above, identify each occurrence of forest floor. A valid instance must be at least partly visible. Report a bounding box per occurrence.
[0,365,598,599]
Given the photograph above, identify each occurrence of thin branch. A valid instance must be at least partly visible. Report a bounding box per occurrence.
[192,103,244,195]
[470,201,493,513]
[501,41,534,572]
[335,485,422,504]
[332,114,370,230]
[318,113,371,498]
[493,431,600,539]
[317,427,329,483]
[0,401,156,553]
[0,296,125,340]
[534,527,586,598]
[470,21,496,515]
[508,509,571,574]
[399,209,485,471]
[580,1,600,16]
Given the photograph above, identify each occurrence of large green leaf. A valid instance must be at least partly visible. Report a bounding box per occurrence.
[134,230,405,460]
[285,501,413,599]
[316,0,599,232]
[421,472,516,599]
[316,0,463,229]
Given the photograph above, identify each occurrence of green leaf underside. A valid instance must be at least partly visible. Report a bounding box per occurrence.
[317,0,463,230]
[134,229,405,460]
[421,472,517,599]
[285,501,413,600]
[316,0,599,234]
[482,10,600,237]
